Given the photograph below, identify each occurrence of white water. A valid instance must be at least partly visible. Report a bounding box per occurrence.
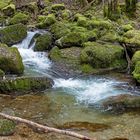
[13,31,51,75]
[14,31,131,104]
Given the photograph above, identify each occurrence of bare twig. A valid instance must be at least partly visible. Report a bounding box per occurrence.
[0,113,96,140]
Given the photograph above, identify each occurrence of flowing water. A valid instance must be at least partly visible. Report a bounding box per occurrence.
[1,31,139,140]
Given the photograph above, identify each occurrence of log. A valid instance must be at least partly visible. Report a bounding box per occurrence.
[0,113,96,140]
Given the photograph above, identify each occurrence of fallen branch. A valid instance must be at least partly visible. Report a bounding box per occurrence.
[0,113,96,140]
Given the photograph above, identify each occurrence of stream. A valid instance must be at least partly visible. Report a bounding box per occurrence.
[0,31,139,140]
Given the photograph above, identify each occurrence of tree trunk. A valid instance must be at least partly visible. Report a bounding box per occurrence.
[0,113,96,140]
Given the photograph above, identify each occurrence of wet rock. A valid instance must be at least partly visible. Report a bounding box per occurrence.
[0,24,27,46]
[81,42,127,70]
[0,119,15,136]
[57,121,110,132]
[2,4,15,16]
[34,33,53,51]
[0,76,53,95]
[100,94,140,113]
[0,43,24,75]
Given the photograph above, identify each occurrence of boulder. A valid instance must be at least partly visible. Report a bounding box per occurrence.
[0,24,27,46]
[49,46,82,77]
[100,94,140,113]
[9,12,29,25]
[0,43,24,74]
[80,42,127,69]
[0,76,53,95]
[51,4,65,11]
[36,14,56,29]
[2,4,15,16]
[131,51,140,83]
[34,33,52,51]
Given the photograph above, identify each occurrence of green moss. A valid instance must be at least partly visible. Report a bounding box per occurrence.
[61,10,71,20]
[37,15,47,23]
[100,30,121,43]
[0,69,5,76]
[81,42,126,69]
[57,31,88,47]
[0,77,52,94]
[132,61,140,83]
[0,119,15,136]
[131,51,140,69]
[9,12,29,25]
[0,24,27,45]
[123,30,140,47]
[77,16,87,27]
[122,24,133,32]
[49,46,61,60]
[51,4,65,11]
[87,19,112,30]
[50,21,71,39]
[34,33,52,51]
[36,14,56,29]
[2,4,15,16]
[81,64,94,73]
[0,43,24,74]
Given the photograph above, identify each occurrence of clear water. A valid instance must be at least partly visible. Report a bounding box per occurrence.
[6,31,140,140]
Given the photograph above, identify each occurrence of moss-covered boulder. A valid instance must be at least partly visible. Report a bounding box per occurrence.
[0,0,10,10]
[34,33,52,51]
[9,12,29,25]
[0,43,24,74]
[0,76,53,95]
[0,119,15,136]
[0,69,5,77]
[50,21,71,39]
[36,14,56,29]
[132,61,140,83]
[131,51,140,68]
[2,4,15,16]
[49,46,82,77]
[56,31,88,48]
[81,42,126,69]
[121,24,133,32]
[51,4,65,11]
[0,24,27,46]
[123,30,140,52]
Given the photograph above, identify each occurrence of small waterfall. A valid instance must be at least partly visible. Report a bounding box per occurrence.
[13,31,131,104]
[13,31,51,76]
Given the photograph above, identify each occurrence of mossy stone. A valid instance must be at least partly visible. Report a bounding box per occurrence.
[0,43,24,74]
[0,119,15,136]
[36,14,56,29]
[2,4,15,16]
[49,46,61,61]
[81,42,126,69]
[0,23,27,46]
[9,12,29,25]
[122,24,133,32]
[34,33,52,51]
[131,51,140,68]
[0,69,5,76]
[132,61,140,83]
[51,4,65,11]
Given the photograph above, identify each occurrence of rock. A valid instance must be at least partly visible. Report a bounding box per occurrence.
[132,61,140,83]
[57,121,110,132]
[61,9,72,20]
[0,76,53,95]
[131,51,140,83]
[50,21,71,39]
[121,24,133,32]
[0,119,15,136]
[77,15,87,27]
[0,24,27,46]
[100,94,140,113]
[34,33,52,51]
[123,30,140,52]
[80,42,127,70]
[56,31,88,47]
[0,69,5,77]
[9,12,29,25]
[51,4,65,11]
[36,14,56,29]
[2,4,15,16]
[0,43,24,75]
[49,46,82,77]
